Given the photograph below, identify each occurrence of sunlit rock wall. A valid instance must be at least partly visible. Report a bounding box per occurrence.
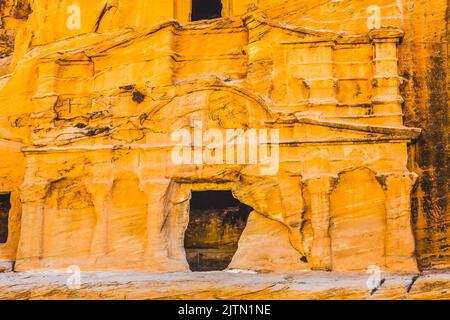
[0,0,447,272]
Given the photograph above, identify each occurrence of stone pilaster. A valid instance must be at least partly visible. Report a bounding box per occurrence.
[278,173,306,256]
[85,163,113,264]
[303,41,338,112]
[369,29,404,125]
[139,177,189,272]
[303,175,338,271]
[16,182,49,267]
[166,183,191,262]
[139,180,170,260]
[376,172,419,273]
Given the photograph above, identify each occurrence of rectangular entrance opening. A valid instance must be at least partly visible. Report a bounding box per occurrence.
[191,0,223,21]
[0,193,11,244]
[185,190,252,271]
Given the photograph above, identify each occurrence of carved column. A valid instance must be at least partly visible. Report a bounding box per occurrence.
[166,183,191,262]
[370,29,404,125]
[278,173,306,256]
[16,181,49,269]
[140,180,169,260]
[304,41,338,113]
[139,177,189,272]
[377,172,418,272]
[303,175,338,271]
[85,162,113,264]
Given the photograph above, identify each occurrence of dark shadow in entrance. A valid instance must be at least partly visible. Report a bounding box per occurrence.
[191,0,223,21]
[0,193,11,244]
[185,191,252,271]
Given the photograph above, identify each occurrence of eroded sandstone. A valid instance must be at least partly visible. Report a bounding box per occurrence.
[0,1,447,296]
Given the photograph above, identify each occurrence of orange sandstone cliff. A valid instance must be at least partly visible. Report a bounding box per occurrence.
[0,0,447,279]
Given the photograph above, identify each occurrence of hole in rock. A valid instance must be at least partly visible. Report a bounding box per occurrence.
[132,90,145,104]
[191,0,223,21]
[185,191,252,271]
[0,193,11,244]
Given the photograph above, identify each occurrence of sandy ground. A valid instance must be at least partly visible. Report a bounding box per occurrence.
[0,270,449,300]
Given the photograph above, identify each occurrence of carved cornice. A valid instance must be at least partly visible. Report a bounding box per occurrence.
[270,114,422,142]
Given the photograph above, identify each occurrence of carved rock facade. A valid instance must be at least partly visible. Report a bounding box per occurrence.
[0,1,436,274]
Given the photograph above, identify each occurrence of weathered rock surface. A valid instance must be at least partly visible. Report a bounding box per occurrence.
[0,0,30,72]
[0,260,13,272]
[0,271,448,300]
[399,0,450,271]
[0,0,447,291]
[229,211,308,272]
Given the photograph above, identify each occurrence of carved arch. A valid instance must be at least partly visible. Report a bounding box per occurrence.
[141,84,274,133]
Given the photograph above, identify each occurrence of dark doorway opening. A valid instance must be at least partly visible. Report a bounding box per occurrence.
[191,0,223,21]
[0,193,11,244]
[185,191,252,271]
